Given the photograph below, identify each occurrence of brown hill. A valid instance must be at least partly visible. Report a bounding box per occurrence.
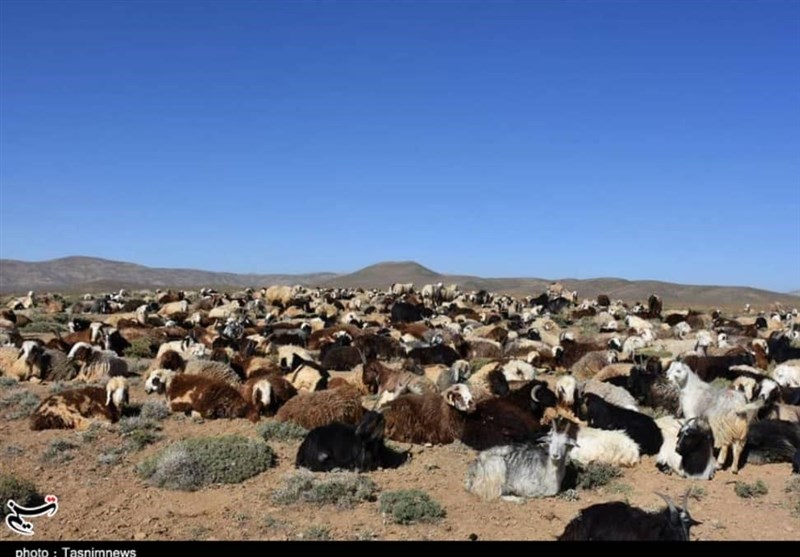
[1,257,796,309]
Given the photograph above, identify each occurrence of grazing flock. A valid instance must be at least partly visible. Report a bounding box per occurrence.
[2,282,800,540]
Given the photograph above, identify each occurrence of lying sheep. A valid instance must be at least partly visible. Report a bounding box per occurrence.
[383,384,476,445]
[68,342,128,383]
[144,369,258,421]
[275,383,365,430]
[30,377,129,430]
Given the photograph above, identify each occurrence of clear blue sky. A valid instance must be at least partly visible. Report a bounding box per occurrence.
[1,0,798,291]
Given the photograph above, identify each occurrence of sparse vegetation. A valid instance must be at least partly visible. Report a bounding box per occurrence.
[301,525,331,540]
[257,420,308,442]
[558,489,580,502]
[139,400,171,421]
[735,480,769,498]
[689,485,707,501]
[784,477,800,516]
[0,377,17,388]
[49,382,67,394]
[124,338,155,359]
[379,489,445,525]
[608,482,633,496]
[571,462,623,490]
[119,416,163,449]
[4,445,24,457]
[97,447,125,467]
[0,474,43,515]
[137,435,275,491]
[42,439,78,463]
[0,389,40,419]
[272,470,377,508]
[78,423,102,444]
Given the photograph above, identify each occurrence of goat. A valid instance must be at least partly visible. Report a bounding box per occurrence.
[295,410,408,472]
[744,420,800,465]
[667,361,762,473]
[275,383,365,430]
[581,393,663,455]
[464,417,576,501]
[656,417,716,480]
[558,492,700,541]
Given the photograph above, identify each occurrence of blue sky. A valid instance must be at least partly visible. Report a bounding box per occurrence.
[1,0,798,291]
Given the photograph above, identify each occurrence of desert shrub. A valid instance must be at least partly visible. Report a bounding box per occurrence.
[0,474,43,515]
[257,421,308,442]
[42,439,77,463]
[124,338,155,359]
[0,377,18,388]
[571,462,623,490]
[301,526,331,540]
[139,400,170,421]
[735,480,768,498]
[272,470,377,508]
[0,389,40,419]
[379,490,445,525]
[137,435,274,491]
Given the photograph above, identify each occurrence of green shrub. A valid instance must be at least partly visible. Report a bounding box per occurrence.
[98,447,125,467]
[272,470,377,508]
[257,421,308,442]
[0,377,18,388]
[734,480,769,498]
[379,490,445,525]
[301,526,331,540]
[137,435,275,491]
[123,338,155,359]
[0,474,43,515]
[572,462,623,490]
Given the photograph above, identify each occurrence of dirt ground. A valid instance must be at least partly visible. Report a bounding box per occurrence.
[1,377,798,542]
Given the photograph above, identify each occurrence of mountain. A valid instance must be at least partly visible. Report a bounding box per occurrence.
[0,256,797,308]
[790,290,800,297]
[0,256,337,293]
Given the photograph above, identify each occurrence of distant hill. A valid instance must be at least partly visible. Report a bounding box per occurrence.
[1,256,797,309]
[790,290,800,297]
[0,256,337,293]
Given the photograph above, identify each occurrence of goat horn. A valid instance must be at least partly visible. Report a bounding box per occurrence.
[655,492,678,516]
[531,384,541,403]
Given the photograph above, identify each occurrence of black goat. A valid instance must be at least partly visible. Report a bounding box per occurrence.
[744,420,800,465]
[390,302,425,324]
[582,392,663,455]
[768,332,800,364]
[407,344,461,367]
[295,411,407,472]
[558,492,700,541]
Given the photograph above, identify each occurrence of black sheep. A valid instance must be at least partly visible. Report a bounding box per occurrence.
[295,411,408,472]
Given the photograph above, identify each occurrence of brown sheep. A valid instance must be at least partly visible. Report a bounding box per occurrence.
[382,384,477,445]
[241,373,297,416]
[275,383,365,429]
[151,349,242,386]
[30,377,129,430]
[144,369,258,422]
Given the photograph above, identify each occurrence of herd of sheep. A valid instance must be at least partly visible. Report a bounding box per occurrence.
[2,282,800,540]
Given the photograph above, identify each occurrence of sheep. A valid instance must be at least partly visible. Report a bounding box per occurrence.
[557,492,700,541]
[154,337,208,361]
[407,343,461,366]
[0,342,42,381]
[275,383,365,429]
[263,285,301,308]
[352,333,405,361]
[581,379,639,411]
[666,361,762,473]
[374,369,438,407]
[67,342,128,383]
[241,374,297,416]
[772,363,800,388]
[277,345,314,372]
[582,393,663,455]
[144,369,258,421]
[320,345,363,371]
[287,358,330,392]
[390,283,414,295]
[390,301,425,324]
[568,425,641,467]
[679,352,756,383]
[745,420,800,465]
[295,410,408,472]
[460,381,557,450]
[570,350,618,379]
[383,384,476,445]
[655,417,716,480]
[30,377,129,430]
[732,375,758,401]
[758,377,800,406]
[153,350,242,387]
[466,362,511,399]
[464,417,577,501]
